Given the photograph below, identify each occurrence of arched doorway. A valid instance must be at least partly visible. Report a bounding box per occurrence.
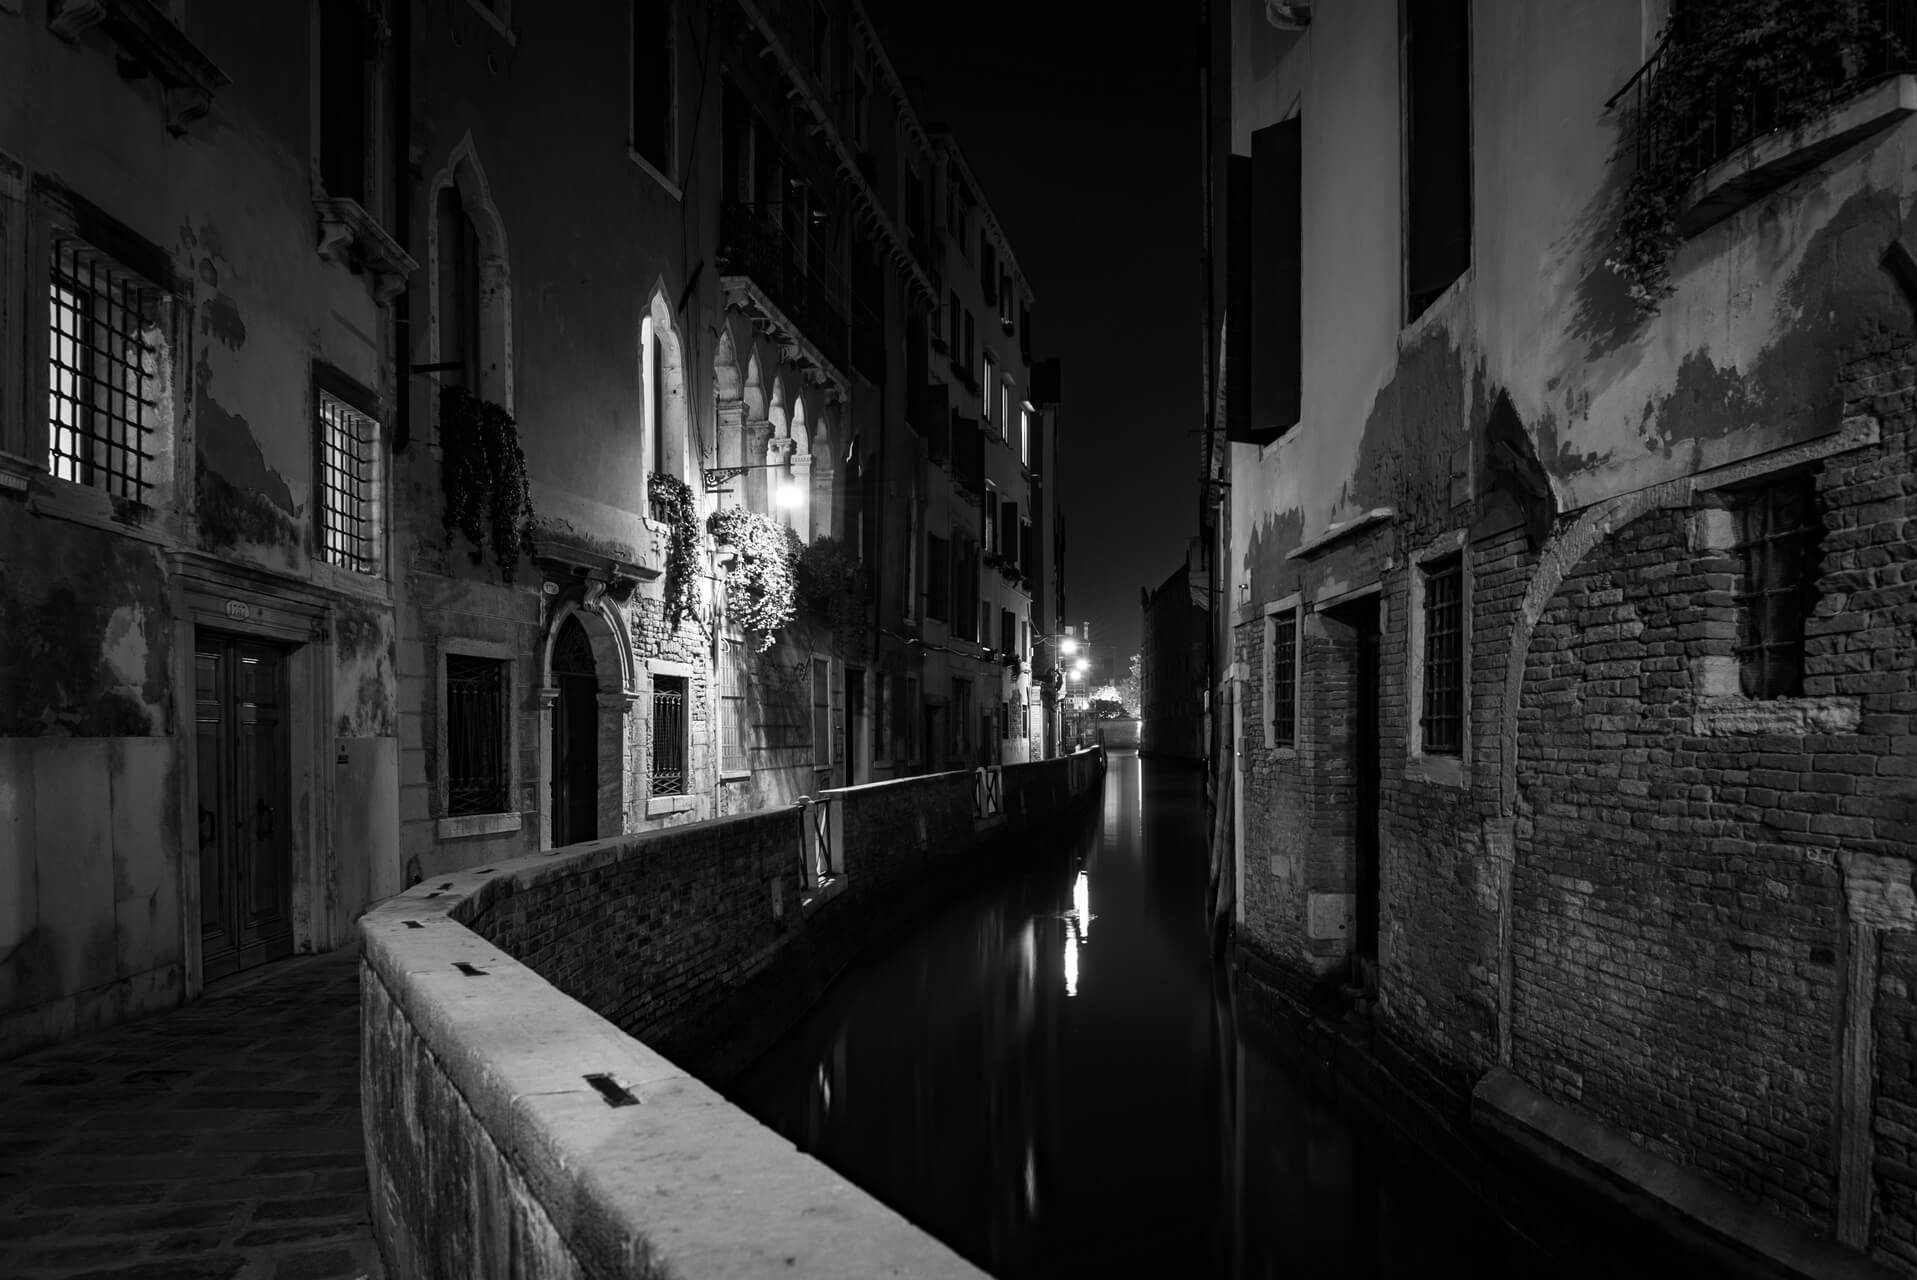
[550,614,598,846]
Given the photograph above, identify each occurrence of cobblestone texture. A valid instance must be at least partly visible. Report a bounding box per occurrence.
[0,949,380,1280]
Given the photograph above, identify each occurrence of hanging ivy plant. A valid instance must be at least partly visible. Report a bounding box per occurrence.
[796,535,870,642]
[708,507,802,650]
[439,385,535,581]
[648,472,702,623]
[1609,0,1900,316]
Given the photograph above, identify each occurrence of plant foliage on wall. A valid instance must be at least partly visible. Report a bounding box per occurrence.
[440,385,535,581]
[648,472,701,623]
[708,507,802,650]
[1609,0,1902,316]
[796,536,870,642]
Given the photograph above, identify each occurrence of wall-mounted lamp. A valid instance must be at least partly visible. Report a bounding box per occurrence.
[703,464,803,509]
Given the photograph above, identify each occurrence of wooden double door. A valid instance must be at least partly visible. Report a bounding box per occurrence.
[195,632,294,981]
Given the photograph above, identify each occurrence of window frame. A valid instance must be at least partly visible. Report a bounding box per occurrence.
[313,363,386,579]
[1730,474,1823,700]
[719,627,750,779]
[1262,593,1302,751]
[436,638,522,838]
[1400,0,1473,325]
[628,0,682,197]
[1405,530,1469,786]
[30,180,185,527]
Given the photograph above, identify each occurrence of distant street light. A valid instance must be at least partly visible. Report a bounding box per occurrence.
[1060,637,1078,656]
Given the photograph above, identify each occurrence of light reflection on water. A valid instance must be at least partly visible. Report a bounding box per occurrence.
[727,752,1554,1278]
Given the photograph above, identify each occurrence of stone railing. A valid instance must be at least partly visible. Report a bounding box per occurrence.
[362,748,1105,1279]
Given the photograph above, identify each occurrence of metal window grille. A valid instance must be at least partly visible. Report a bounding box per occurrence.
[720,635,749,774]
[651,675,688,796]
[319,392,380,574]
[1270,611,1297,747]
[1734,477,1823,699]
[1421,558,1464,755]
[811,659,831,756]
[48,236,162,500]
[446,655,509,815]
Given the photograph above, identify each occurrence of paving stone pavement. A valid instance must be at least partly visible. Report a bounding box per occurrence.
[0,947,385,1280]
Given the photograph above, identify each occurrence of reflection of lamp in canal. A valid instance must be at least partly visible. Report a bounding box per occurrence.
[1062,869,1094,997]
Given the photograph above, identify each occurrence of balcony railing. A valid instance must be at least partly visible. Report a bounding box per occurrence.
[719,200,849,371]
[1609,1,1917,184]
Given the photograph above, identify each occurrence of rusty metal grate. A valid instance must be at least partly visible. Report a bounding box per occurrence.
[319,392,380,574]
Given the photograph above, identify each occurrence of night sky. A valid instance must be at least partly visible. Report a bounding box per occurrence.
[871,3,1204,682]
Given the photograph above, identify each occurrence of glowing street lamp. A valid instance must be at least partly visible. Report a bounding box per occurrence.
[1060,636,1079,656]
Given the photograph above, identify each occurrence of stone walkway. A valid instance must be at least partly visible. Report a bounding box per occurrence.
[0,947,383,1280]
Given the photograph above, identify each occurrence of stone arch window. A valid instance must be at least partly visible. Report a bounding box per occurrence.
[538,590,638,850]
[642,291,690,487]
[426,138,513,412]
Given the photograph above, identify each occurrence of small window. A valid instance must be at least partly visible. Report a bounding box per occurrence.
[47,234,169,501]
[1734,476,1823,699]
[317,389,382,575]
[811,658,831,759]
[446,655,510,815]
[1019,406,1031,466]
[319,0,370,203]
[720,632,748,774]
[631,0,676,180]
[999,384,1011,440]
[435,187,480,389]
[1421,557,1464,755]
[905,674,921,762]
[651,673,688,795]
[1268,610,1297,747]
[983,354,997,424]
[1403,0,1472,320]
[1000,608,1015,656]
[984,483,999,554]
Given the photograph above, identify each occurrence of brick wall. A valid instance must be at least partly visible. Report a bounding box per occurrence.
[459,750,1106,1077]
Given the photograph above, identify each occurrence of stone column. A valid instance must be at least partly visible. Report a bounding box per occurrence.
[789,451,814,539]
[744,418,773,514]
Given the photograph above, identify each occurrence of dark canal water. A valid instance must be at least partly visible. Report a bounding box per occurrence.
[728,752,1554,1278]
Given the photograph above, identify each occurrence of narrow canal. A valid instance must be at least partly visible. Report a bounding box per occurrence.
[729,751,1555,1278]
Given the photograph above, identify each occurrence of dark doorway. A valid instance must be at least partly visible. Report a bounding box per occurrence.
[846,666,865,784]
[1327,595,1382,984]
[195,632,294,981]
[550,615,598,846]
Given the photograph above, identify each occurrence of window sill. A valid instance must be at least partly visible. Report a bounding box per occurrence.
[720,770,752,784]
[1400,266,1471,347]
[627,149,684,201]
[646,793,696,817]
[801,874,848,918]
[1406,753,1467,789]
[48,0,231,134]
[30,476,178,547]
[437,812,521,840]
[1680,75,1917,238]
[311,558,393,603]
[1691,695,1861,737]
[315,197,417,304]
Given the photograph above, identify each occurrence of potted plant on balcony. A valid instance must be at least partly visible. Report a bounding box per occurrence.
[708,507,801,650]
[648,472,701,623]
[440,385,535,581]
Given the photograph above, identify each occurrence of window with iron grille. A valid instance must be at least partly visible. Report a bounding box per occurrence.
[651,674,688,795]
[1268,610,1297,747]
[720,633,749,774]
[1421,556,1464,755]
[47,235,167,500]
[1733,476,1823,699]
[812,658,831,761]
[445,655,510,815]
[318,390,381,574]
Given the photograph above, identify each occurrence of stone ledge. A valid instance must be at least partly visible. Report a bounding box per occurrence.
[1471,1068,1899,1280]
[1691,695,1861,737]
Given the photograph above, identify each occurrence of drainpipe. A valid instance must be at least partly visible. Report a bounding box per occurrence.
[391,0,413,452]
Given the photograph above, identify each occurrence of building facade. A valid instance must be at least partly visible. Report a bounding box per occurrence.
[1212,0,1917,1269]
[1140,538,1209,761]
[0,0,1064,1061]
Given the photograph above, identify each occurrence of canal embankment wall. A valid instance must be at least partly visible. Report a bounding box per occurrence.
[360,748,1105,1279]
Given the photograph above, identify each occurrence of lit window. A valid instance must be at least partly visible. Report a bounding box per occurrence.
[1733,477,1823,699]
[47,235,168,500]
[318,389,382,575]
[1420,557,1463,755]
[1019,406,1031,466]
[983,354,997,424]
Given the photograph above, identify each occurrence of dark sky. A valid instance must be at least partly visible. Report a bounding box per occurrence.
[870,2,1203,682]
